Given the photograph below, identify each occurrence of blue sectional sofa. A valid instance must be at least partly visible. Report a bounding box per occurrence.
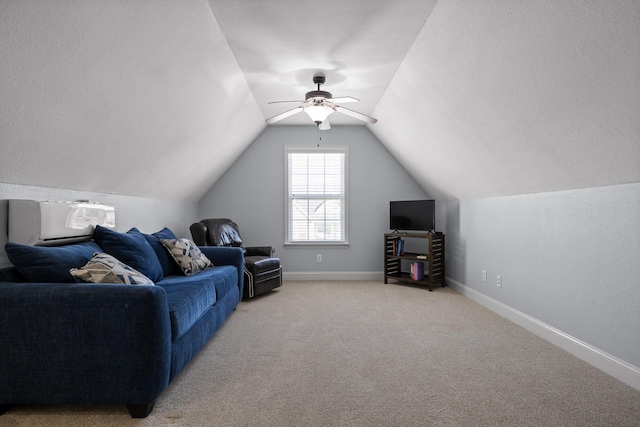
[0,226,244,418]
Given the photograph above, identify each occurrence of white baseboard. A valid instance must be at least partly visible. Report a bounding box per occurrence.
[446,277,640,392]
[283,271,383,281]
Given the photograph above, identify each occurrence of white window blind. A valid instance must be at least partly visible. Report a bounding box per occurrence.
[285,146,348,244]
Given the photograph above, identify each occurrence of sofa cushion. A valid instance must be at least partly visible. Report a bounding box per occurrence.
[156,266,237,340]
[161,238,212,276]
[5,241,101,283]
[93,225,164,282]
[129,227,182,277]
[70,252,155,285]
[156,274,215,340]
[206,265,239,300]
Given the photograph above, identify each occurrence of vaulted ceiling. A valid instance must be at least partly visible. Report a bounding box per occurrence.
[1,0,638,202]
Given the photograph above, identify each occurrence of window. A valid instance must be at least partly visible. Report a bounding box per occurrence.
[285,145,348,245]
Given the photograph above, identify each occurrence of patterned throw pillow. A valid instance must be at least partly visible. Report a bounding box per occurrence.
[70,253,154,285]
[160,238,212,276]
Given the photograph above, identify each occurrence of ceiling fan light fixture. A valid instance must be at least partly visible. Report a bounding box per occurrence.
[305,90,332,101]
[266,73,376,126]
[304,104,333,125]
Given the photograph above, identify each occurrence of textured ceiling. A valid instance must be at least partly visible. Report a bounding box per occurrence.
[0,0,265,202]
[1,0,638,202]
[372,0,640,200]
[207,0,437,127]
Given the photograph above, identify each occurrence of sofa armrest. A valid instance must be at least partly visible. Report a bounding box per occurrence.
[245,246,276,257]
[199,246,245,300]
[0,282,172,406]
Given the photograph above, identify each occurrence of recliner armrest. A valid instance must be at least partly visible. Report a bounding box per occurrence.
[245,246,275,257]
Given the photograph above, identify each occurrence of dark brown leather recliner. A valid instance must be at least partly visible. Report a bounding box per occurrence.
[190,218,282,299]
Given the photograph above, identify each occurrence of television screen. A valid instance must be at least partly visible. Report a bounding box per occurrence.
[390,200,435,232]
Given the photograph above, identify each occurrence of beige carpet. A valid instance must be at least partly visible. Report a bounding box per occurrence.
[3,281,640,426]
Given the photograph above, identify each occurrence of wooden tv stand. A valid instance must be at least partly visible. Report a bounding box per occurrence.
[384,232,445,291]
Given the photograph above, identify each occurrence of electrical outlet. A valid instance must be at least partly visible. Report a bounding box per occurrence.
[317,254,322,263]
[482,270,487,282]
[497,275,502,287]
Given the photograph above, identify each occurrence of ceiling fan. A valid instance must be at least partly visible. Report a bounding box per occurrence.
[265,73,377,130]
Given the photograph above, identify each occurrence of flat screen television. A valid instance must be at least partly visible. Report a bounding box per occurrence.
[390,200,435,232]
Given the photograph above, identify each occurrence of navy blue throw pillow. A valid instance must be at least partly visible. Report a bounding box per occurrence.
[5,240,101,283]
[93,225,163,282]
[129,227,181,277]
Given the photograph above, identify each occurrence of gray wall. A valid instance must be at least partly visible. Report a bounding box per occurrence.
[441,182,640,369]
[198,125,430,279]
[0,183,197,268]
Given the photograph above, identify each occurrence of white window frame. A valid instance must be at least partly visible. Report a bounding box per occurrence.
[284,145,349,246]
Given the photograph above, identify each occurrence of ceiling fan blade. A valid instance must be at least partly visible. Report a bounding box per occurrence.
[268,100,305,104]
[319,120,331,130]
[265,106,305,124]
[329,96,359,103]
[334,105,378,124]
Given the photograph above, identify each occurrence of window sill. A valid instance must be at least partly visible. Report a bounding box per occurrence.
[284,242,350,247]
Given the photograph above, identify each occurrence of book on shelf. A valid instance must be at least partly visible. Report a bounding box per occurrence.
[416,254,427,259]
[390,238,406,256]
[410,262,424,281]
